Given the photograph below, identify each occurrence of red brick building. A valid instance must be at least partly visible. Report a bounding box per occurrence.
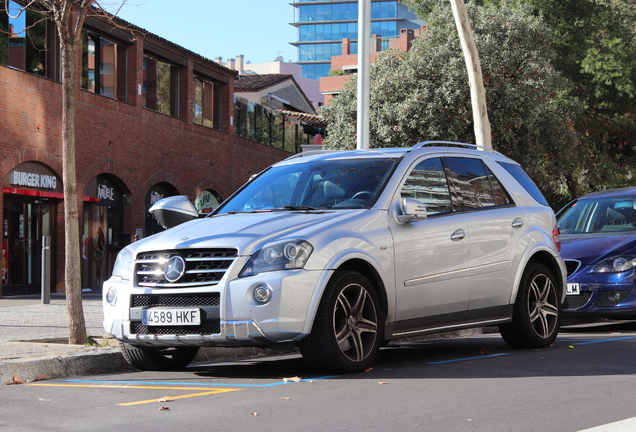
[319,27,426,105]
[0,9,291,296]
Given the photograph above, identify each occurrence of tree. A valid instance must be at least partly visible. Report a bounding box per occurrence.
[321,3,582,208]
[403,0,636,197]
[5,0,126,344]
[449,0,491,148]
[508,0,636,197]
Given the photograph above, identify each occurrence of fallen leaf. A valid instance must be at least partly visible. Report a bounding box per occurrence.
[309,380,317,383]
[158,397,172,403]
[252,412,258,416]
[280,397,290,400]
[364,367,373,372]
[283,377,301,383]
[159,406,170,411]
[35,374,51,381]
[6,376,24,385]
[378,381,389,385]
[480,349,490,355]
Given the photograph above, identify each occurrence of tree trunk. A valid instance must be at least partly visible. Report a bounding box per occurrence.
[60,39,87,345]
[449,0,492,149]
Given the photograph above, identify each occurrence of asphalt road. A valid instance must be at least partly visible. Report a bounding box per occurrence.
[3,322,636,432]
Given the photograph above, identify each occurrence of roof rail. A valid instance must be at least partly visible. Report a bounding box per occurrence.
[283,149,342,161]
[412,141,504,156]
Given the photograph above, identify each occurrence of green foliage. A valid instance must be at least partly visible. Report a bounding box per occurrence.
[328,69,346,76]
[321,3,583,208]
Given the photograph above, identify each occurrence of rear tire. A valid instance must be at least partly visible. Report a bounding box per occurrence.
[300,270,384,374]
[121,343,199,371]
[499,263,561,349]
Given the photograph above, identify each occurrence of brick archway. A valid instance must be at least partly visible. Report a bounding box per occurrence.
[0,148,63,181]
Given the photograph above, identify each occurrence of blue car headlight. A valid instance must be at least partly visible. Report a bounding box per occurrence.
[112,248,134,280]
[240,239,313,277]
[591,255,636,273]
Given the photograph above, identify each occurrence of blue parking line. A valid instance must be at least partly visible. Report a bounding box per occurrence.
[428,353,510,364]
[575,336,636,345]
[62,377,338,388]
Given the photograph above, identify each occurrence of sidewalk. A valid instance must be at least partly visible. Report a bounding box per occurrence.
[0,290,134,384]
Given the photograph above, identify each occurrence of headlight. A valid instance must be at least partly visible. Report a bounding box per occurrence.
[240,239,313,277]
[112,248,134,280]
[591,255,636,273]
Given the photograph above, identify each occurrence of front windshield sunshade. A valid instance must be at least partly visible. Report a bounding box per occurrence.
[558,198,636,234]
[216,158,398,214]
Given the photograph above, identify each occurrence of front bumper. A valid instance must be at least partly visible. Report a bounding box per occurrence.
[563,265,636,318]
[103,268,330,347]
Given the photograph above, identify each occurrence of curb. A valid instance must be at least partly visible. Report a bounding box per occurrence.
[2,327,496,384]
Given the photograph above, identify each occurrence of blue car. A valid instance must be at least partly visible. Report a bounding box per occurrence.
[556,188,636,318]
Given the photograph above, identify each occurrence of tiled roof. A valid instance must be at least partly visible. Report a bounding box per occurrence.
[279,110,328,129]
[234,74,295,91]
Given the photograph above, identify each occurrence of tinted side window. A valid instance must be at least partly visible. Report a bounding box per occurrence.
[485,166,512,206]
[401,158,452,215]
[443,157,496,210]
[498,162,549,206]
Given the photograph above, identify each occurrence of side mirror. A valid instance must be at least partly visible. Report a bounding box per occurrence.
[396,198,428,224]
[149,195,199,229]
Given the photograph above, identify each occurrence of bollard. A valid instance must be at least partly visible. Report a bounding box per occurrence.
[41,236,51,304]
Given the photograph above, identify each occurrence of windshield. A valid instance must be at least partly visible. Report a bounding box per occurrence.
[557,197,636,234]
[215,157,398,214]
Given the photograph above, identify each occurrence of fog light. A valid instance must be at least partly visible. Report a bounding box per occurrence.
[254,285,272,304]
[106,288,117,306]
[608,292,621,302]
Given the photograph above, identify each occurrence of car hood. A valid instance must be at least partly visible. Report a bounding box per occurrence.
[560,234,636,264]
[129,210,365,256]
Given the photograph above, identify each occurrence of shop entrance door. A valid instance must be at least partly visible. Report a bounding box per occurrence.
[3,199,54,295]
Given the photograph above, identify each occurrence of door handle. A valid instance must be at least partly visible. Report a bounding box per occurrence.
[451,229,466,241]
[512,218,525,229]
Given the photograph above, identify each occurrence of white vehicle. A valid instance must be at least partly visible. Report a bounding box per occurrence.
[103,142,566,373]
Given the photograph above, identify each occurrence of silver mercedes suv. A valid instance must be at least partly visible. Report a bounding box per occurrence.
[103,142,566,373]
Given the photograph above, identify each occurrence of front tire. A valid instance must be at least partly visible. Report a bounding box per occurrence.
[499,263,561,349]
[300,270,384,374]
[121,343,199,371]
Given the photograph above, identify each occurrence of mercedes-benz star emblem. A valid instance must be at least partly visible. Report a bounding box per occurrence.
[164,255,186,282]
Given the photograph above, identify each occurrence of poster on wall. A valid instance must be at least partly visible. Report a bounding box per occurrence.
[91,205,108,288]
[195,190,221,215]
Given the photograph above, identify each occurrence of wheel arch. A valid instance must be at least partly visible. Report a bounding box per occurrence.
[510,248,566,305]
[301,252,392,338]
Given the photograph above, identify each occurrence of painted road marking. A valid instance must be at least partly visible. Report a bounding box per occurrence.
[427,353,511,364]
[62,377,337,387]
[31,383,240,406]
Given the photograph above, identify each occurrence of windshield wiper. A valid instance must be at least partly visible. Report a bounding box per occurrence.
[282,205,321,211]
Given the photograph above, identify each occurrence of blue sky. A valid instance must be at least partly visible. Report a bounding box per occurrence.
[114,0,299,64]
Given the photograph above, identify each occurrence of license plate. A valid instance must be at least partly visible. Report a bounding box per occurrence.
[142,308,201,326]
[566,283,580,295]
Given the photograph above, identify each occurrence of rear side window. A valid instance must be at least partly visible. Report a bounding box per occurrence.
[498,162,549,206]
[443,157,513,211]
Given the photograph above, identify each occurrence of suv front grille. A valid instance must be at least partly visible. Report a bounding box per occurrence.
[131,321,221,335]
[135,249,237,288]
[131,293,220,308]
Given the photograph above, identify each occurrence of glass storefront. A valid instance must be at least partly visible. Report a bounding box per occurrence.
[82,174,126,290]
[2,162,61,295]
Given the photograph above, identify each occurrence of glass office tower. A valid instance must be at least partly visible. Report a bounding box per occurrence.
[291,0,425,80]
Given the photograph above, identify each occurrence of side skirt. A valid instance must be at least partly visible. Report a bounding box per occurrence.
[385,306,512,340]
